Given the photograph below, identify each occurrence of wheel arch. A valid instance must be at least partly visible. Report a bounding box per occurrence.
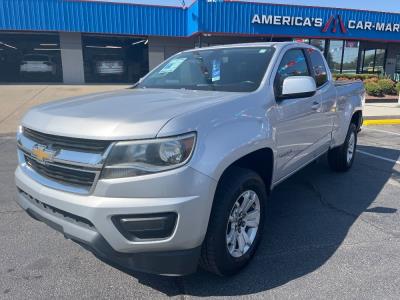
[217,147,275,194]
[351,110,363,131]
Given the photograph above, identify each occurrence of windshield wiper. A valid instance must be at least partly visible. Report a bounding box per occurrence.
[195,83,216,91]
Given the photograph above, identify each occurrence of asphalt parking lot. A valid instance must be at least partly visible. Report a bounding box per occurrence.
[1,125,400,299]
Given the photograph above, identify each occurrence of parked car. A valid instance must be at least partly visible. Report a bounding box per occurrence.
[15,42,364,276]
[94,55,125,76]
[20,54,56,75]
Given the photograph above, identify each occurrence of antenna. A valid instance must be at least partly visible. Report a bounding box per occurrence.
[269,34,274,42]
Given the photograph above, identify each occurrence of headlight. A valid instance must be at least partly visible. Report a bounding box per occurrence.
[101,133,196,179]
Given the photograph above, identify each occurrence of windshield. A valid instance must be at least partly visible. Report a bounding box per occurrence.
[138,47,275,92]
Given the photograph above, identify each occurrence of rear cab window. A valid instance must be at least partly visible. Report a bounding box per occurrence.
[306,48,328,87]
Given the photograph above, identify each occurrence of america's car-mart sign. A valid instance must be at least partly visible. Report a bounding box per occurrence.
[252,14,400,33]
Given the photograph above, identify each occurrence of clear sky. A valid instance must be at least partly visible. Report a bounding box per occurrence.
[96,0,400,13]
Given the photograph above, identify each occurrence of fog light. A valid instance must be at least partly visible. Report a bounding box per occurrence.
[112,213,177,241]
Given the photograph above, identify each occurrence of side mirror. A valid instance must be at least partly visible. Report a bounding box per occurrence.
[280,76,317,100]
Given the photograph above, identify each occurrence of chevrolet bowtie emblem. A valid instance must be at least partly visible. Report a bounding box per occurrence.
[31,144,56,162]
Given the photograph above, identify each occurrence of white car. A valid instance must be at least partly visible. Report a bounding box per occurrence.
[95,55,125,76]
[20,54,56,74]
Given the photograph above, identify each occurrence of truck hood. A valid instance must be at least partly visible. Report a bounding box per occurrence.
[22,88,241,140]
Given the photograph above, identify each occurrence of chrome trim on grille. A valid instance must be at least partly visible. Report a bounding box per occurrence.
[17,128,115,195]
[18,133,106,168]
[18,151,95,195]
[23,127,111,152]
[25,154,97,186]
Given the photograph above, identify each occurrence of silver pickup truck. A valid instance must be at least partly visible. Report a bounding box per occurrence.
[15,42,364,276]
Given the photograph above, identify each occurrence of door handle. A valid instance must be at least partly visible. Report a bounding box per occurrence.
[311,101,320,110]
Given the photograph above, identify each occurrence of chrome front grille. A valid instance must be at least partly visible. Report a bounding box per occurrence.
[23,127,111,153]
[24,155,96,187]
[17,127,113,194]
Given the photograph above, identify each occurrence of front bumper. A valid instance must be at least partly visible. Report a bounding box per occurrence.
[23,202,201,276]
[97,68,124,75]
[15,166,217,275]
[20,66,53,73]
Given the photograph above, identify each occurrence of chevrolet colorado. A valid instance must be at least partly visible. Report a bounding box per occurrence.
[15,42,364,276]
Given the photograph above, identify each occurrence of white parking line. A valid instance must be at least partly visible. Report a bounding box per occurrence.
[363,127,400,136]
[357,150,400,165]
[0,136,14,140]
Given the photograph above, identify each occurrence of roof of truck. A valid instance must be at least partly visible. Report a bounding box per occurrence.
[182,42,312,53]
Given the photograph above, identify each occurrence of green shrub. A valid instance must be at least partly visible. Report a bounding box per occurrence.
[332,73,379,81]
[364,77,379,84]
[377,79,396,95]
[359,74,379,81]
[396,82,400,94]
[365,82,384,97]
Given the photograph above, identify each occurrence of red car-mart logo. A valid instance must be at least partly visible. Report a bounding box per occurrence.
[322,15,347,33]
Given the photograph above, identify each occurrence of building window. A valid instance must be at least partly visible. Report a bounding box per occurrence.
[396,54,400,73]
[360,48,386,74]
[327,40,343,74]
[361,49,375,73]
[310,39,326,52]
[82,34,149,83]
[293,38,310,44]
[342,41,359,74]
[374,49,386,74]
[0,33,63,83]
[292,38,326,53]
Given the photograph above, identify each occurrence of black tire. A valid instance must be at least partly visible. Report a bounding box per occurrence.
[200,167,266,276]
[328,123,357,172]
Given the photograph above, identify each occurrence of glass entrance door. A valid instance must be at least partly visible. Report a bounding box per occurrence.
[394,54,400,82]
[359,48,386,75]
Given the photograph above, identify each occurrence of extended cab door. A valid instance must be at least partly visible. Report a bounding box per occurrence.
[273,48,331,182]
[305,47,336,155]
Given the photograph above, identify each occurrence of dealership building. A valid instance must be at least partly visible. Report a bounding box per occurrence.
[1,0,400,84]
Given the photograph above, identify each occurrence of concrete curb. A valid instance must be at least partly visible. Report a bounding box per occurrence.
[365,99,399,104]
[364,116,400,120]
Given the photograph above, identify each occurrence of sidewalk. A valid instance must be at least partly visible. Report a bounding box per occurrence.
[363,102,400,125]
[0,85,130,135]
